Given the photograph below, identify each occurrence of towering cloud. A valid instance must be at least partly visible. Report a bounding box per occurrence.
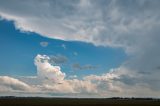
[34,54,66,83]
[34,54,97,94]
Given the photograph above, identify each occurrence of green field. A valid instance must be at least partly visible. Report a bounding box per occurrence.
[0,97,160,106]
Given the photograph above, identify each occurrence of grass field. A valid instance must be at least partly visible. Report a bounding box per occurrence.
[0,97,160,106]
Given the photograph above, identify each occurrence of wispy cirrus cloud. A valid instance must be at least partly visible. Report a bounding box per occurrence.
[40,41,49,47]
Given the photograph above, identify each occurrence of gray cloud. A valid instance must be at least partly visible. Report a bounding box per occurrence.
[0,0,159,51]
[49,54,68,64]
[72,63,97,70]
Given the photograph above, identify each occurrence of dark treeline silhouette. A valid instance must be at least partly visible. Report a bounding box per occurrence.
[0,96,159,100]
[110,97,160,100]
[0,96,160,106]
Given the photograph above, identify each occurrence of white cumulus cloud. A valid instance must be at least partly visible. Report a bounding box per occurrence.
[34,54,66,83]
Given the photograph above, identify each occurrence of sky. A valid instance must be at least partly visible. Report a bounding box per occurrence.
[0,0,160,98]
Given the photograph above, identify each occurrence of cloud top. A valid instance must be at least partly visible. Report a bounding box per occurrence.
[34,54,66,83]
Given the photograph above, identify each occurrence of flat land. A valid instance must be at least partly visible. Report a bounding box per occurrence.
[0,97,160,106]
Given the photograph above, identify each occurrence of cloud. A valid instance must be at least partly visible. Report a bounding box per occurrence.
[0,0,159,53]
[40,41,49,47]
[0,0,160,97]
[0,54,97,96]
[49,54,68,64]
[34,54,66,83]
[42,79,97,94]
[0,76,33,92]
[84,67,160,97]
[33,54,97,93]
[0,54,160,97]
[72,63,97,70]
[69,75,77,79]
[61,44,66,49]
[73,52,78,56]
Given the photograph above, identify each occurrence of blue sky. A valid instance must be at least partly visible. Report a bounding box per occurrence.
[0,0,160,97]
[0,19,126,78]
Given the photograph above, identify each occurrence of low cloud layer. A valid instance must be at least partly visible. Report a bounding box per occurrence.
[0,54,160,97]
[0,55,98,95]
[0,76,32,92]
